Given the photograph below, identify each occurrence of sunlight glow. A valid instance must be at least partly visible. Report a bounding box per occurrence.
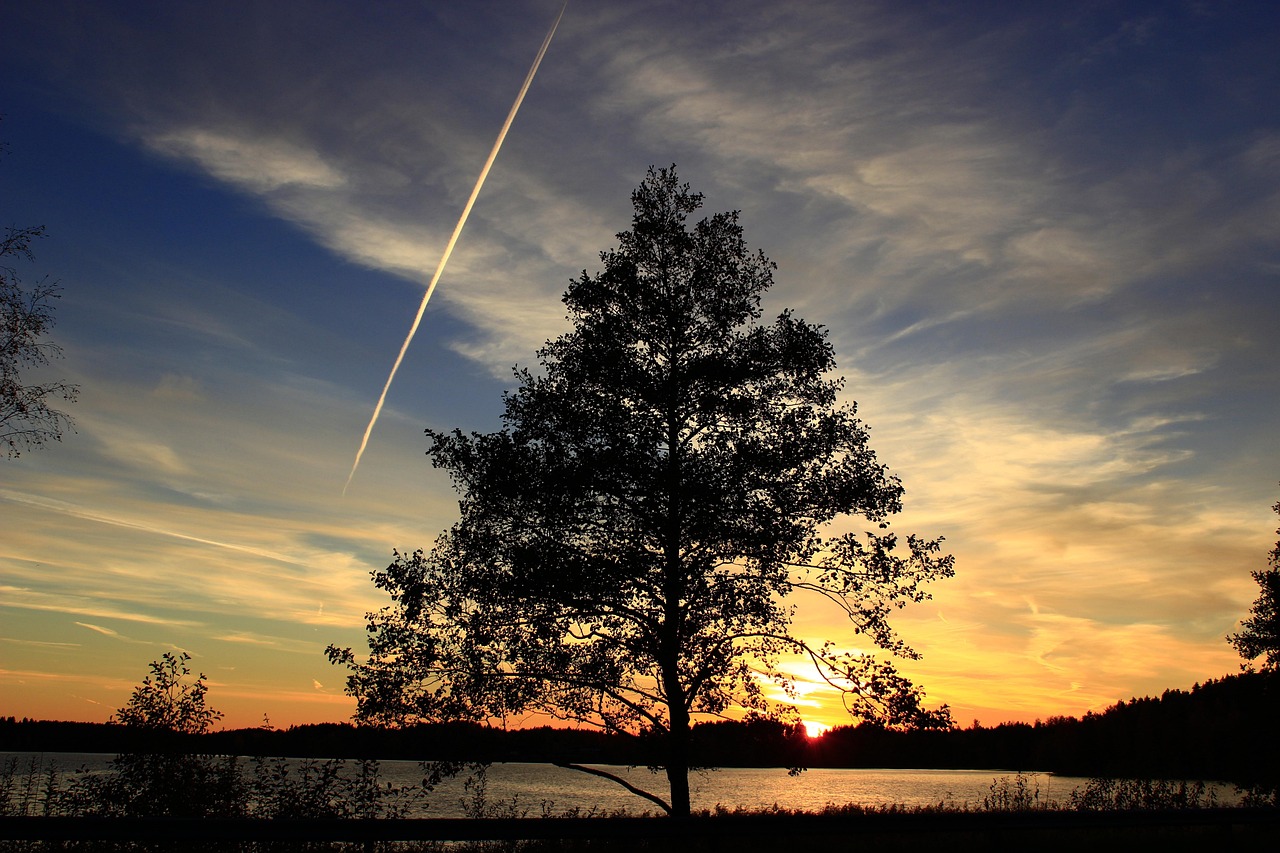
[802,720,832,738]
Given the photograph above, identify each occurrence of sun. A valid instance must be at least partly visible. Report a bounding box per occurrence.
[801,719,831,738]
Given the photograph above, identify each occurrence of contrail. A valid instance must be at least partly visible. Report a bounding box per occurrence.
[344,1,568,495]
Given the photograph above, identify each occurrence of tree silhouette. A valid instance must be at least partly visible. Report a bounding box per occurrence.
[68,652,243,817]
[112,651,223,735]
[331,167,953,816]
[1229,495,1280,672]
[2,126,78,458]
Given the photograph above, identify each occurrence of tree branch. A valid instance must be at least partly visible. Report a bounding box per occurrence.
[553,763,672,815]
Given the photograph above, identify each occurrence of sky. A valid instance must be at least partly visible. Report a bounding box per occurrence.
[1,0,1278,733]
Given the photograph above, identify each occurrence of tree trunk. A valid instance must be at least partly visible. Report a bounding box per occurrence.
[661,383,691,818]
[665,705,692,818]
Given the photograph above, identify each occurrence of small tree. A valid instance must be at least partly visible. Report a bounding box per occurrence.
[71,653,242,817]
[1229,497,1280,672]
[1,221,78,458]
[55,653,427,820]
[331,167,954,816]
[113,651,224,735]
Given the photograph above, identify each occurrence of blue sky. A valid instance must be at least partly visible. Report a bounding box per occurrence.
[2,0,1278,730]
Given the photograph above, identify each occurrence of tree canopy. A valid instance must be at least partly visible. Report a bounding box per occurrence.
[112,652,223,735]
[331,166,954,816]
[1229,496,1280,673]
[66,652,242,818]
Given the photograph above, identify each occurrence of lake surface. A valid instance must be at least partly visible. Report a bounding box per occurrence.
[2,753,1236,817]
[415,764,1089,816]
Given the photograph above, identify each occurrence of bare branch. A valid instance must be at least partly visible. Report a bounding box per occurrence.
[554,762,672,814]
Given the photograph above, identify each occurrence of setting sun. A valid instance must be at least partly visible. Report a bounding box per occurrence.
[801,720,832,738]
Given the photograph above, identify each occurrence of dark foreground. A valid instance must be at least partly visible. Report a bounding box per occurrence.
[3,810,1279,852]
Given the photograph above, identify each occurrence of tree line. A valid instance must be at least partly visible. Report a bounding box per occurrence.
[5,670,1276,785]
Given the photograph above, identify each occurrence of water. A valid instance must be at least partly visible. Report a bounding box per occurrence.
[2,753,1236,817]
[420,764,1085,816]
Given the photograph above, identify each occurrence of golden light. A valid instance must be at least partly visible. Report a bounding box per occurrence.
[801,719,831,738]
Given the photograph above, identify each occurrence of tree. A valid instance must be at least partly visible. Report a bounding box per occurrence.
[1,221,78,458]
[330,166,954,817]
[69,652,244,817]
[61,652,430,819]
[1229,496,1280,672]
[112,651,223,735]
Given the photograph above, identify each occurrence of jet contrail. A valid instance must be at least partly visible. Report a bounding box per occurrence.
[344,1,568,495]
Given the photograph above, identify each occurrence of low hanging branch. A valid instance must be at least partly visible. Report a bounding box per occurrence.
[553,762,672,814]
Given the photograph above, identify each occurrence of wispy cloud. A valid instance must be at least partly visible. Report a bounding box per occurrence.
[0,637,81,649]
[0,586,202,628]
[146,128,347,192]
[0,489,312,569]
[74,622,151,644]
[213,632,324,656]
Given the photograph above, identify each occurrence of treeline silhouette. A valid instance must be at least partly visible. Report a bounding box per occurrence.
[4,672,1275,784]
[814,671,1279,784]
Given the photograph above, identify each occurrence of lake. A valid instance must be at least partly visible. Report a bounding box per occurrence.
[416,764,1091,816]
[2,753,1238,817]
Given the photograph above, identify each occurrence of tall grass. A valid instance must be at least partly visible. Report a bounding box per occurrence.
[0,755,64,817]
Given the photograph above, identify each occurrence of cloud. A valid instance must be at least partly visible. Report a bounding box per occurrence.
[146,128,347,192]
[213,632,321,655]
[0,668,129,688]
[0,489,312,569]
[95,430,193,478]
[152,374,205,403]
[0,584,202,628]
[74,622,150,644]
[0,637,81,649]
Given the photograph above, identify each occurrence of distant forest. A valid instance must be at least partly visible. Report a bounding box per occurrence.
[4,672,1276,785]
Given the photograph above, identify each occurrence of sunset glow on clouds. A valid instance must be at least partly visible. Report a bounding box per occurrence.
[2,0,1278,730]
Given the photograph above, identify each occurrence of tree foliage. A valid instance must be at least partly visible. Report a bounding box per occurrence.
[112,651,223,735]
[1,220,78,458]
[64,652,243,818]
[20,653,431,820]
[1229,496,1280,673]
[331,167,954,816]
